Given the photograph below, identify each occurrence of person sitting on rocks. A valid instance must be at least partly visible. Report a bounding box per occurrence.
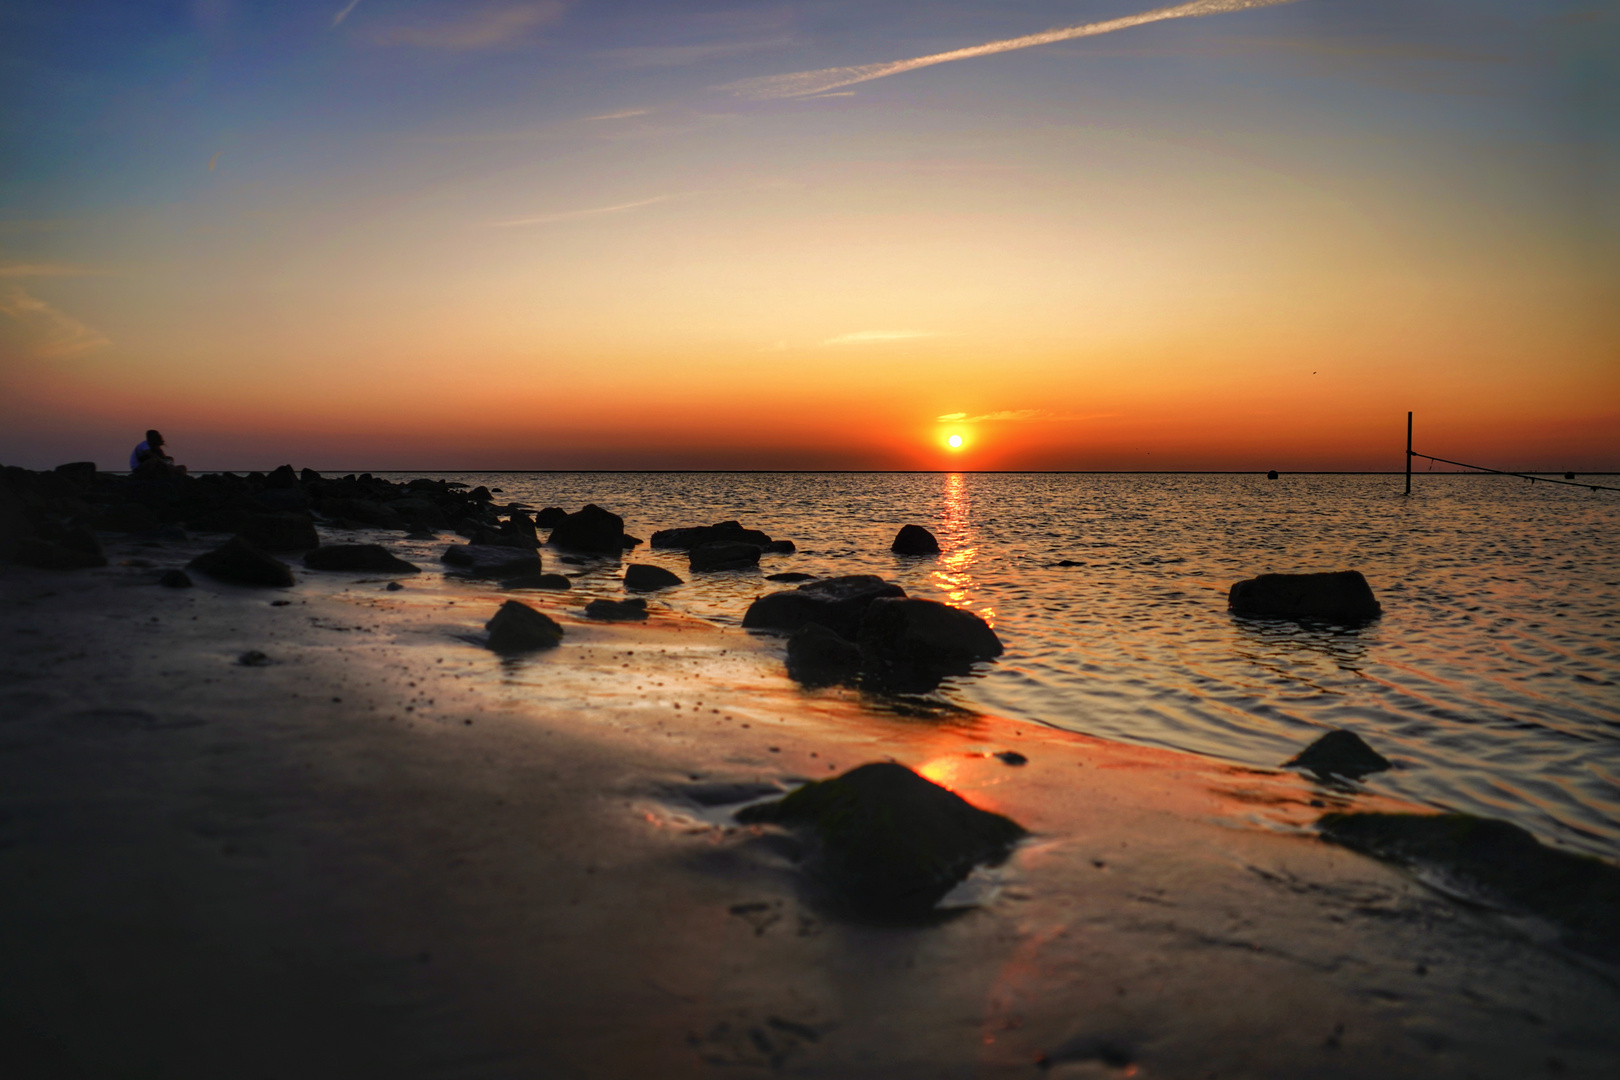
[129,429,186,476]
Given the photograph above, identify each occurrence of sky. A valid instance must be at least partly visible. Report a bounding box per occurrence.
[0,0,1615,471]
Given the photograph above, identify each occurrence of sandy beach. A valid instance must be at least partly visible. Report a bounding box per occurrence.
[3,519,1618,1080]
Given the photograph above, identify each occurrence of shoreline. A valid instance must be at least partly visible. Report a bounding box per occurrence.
[4,522,1620,1077]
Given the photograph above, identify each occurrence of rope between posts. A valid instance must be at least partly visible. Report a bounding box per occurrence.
[1410,452,1620,493]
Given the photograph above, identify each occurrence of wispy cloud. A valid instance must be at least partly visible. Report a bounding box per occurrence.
[937,409,1116,423]
[373,2,564,51]
[491,195,672,227]
[0,263,105,279]
[599,37,793,69]
[587,108,651,121]
[0,288,110,359]
[331,0,362,28]
[719,0,1302,99]
[822,330,937,346]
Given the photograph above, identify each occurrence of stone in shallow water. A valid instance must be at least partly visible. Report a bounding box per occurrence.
[501,573,571,591]
[1227,570,1381,621]
[736,762,1025,918]
[890,524,940,556]
[1285,729,1391,780]
[785,622,861,686]
[624,563,682,591]
[188,537,294,587]
[548,503,625,554]
[441,544,541,579]
[743,575,905,640]
[303,544,420,574]
[484,600,563,652]
[689,541,760,572]
[584,597,648,621]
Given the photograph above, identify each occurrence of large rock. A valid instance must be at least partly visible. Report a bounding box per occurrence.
[303,544,421,574]
[650,520,774,551]
[891,524,940,555]
[501,573,571,590]
[237,512,320,552]
[584,597,648,621]
[188,537,295,587]
[535,506,568,528]
[1285,729,1391,780]
[858,598,1003,685]
[786,622,862,686]
[89,501,162,533]
[441,544,542,578]
[736,762,1026,917]
[624,563,683,591]
[485,600,563,652]
[742,575,906,640]
[548,503,625,554]
[1319,812,1620,963]
[689,541,760,573]
[1228,570,1381,621]
[318,497,405,529]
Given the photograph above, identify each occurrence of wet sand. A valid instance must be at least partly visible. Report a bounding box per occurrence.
[3,533,1618,1078]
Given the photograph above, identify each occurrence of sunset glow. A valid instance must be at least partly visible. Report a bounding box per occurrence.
[1,1,1613,471]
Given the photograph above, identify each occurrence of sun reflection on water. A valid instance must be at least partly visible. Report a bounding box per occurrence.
[934,473,995,626]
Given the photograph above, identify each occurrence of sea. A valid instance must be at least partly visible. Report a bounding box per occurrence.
[383,471,1620,861]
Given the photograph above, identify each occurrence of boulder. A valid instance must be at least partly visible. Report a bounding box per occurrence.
[1319,812,1620,963]
[54,461,98,482]
[786,622,861,686]
[264,464,299,489]
[891,524,940,556]
[689,541,760,572]
[760,539,796,555]
[485,600,563,652]
[500,573,572,591]
[1228,570,1381,621]
[536,506,568,528]
[441,544,542,578]
[857,597,1004,681]
[159,569,193,588]
[237,512,320,552]
[584,597,649,621]
[743,575,907,640]
[1285,729,1391,780]
[249,487,311,513]
[624,563,683,591]
[302,544,421,574]
[651,522,774,551]
[736,762,1026,918]
[89,501,162,533]
[188,537,295,587]
[548,503,625,554]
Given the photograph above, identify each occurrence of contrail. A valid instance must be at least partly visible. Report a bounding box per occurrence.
[719,0,1302,99]
[332,0,362,28]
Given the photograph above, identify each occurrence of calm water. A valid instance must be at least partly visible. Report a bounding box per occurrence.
[391,472,1620,861]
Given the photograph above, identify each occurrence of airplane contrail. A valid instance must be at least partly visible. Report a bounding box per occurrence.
[719,0,1303,99]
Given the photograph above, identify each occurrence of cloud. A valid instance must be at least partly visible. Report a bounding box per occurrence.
[821,330,937,346]
[599,37,793,69]
[719,0,1303,99]
[332,0,362,28]
[587,108,651,121]
[373,2,564,51]
[937,409,1117,424]
[0,288,110,359]
[491,195,672,227]
[0,263,104,278]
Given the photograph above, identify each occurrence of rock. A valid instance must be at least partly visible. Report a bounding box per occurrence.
[303,544,421,574]
[548,503,625,554]
[159,569,192,588]
[891,524,940,556]
[1318,812,1620,963]
[689,541,760,572]
[621,534,644,549]
[1267,469,1279,480]
[501,573,572,590]
[651,522,774,551]
[441,544,542,578]
[736,762,1026,917]
[624,563,683,591]
[584,597,649,621]
[249,487,311,513]
[1228,570,1381,621]
[1054,559,1082,567]
[786,623,861,686]
[264,464,299,489]
[535,506,568,528]
[89,501,162,533]
[470,486,493,502]
[386,581,403,591]
[318,497,404,529]
[743,575,906,640]
[405,529,438,540]
[54,461,97,480]
[994,751,1028,766]
[1285,729,1391,780]
[766,572,816,583]
[188,537,296,587]
[238,650,271,666]
[300,468,323,484]
[11,537,108,570]
[858,598,1004,685]
[485,600,563,652]
[760,539,796,555]
[237,512,320,552]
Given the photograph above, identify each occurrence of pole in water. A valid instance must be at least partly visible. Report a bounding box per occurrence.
[1405,411,1412,496]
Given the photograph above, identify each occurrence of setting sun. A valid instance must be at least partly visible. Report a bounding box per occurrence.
[947,435,964,449]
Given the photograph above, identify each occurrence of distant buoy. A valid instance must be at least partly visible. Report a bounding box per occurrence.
[1266,470,1279,480]
[1565,471,1576,480]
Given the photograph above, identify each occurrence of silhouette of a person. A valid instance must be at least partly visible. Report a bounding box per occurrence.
[129,430,185,475]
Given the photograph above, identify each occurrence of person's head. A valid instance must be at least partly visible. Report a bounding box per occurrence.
[146,429,163,447]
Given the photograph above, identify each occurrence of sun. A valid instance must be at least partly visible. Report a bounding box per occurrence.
[947,434,964,449]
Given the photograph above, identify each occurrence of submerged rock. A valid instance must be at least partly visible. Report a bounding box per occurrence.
[303,544,421,574]
[441,544,542,578]
[743,575,906,640]
[1228,570,1381,621]
[485,600,563,652]
[1319,812,1620,963]
[857,597,1003,678]
[785,622,862,686]
[891,524,940,556]
[501,573,572,590]
[624,563,683,591]
[766,572,816,583]
[1286,729,1391,780]
[584,597,649,621]
[689,541,760,572]
[548,503,625,554]
[736,762,1026,918]
[651,521,773,551]
[188,537,295,587]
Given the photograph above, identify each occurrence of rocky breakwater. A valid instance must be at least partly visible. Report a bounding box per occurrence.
[651,519,795,573]
[744,575,1003,691]
[1228,570,1382,621]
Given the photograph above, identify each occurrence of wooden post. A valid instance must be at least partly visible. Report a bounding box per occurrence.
[1405,411,1412,496]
